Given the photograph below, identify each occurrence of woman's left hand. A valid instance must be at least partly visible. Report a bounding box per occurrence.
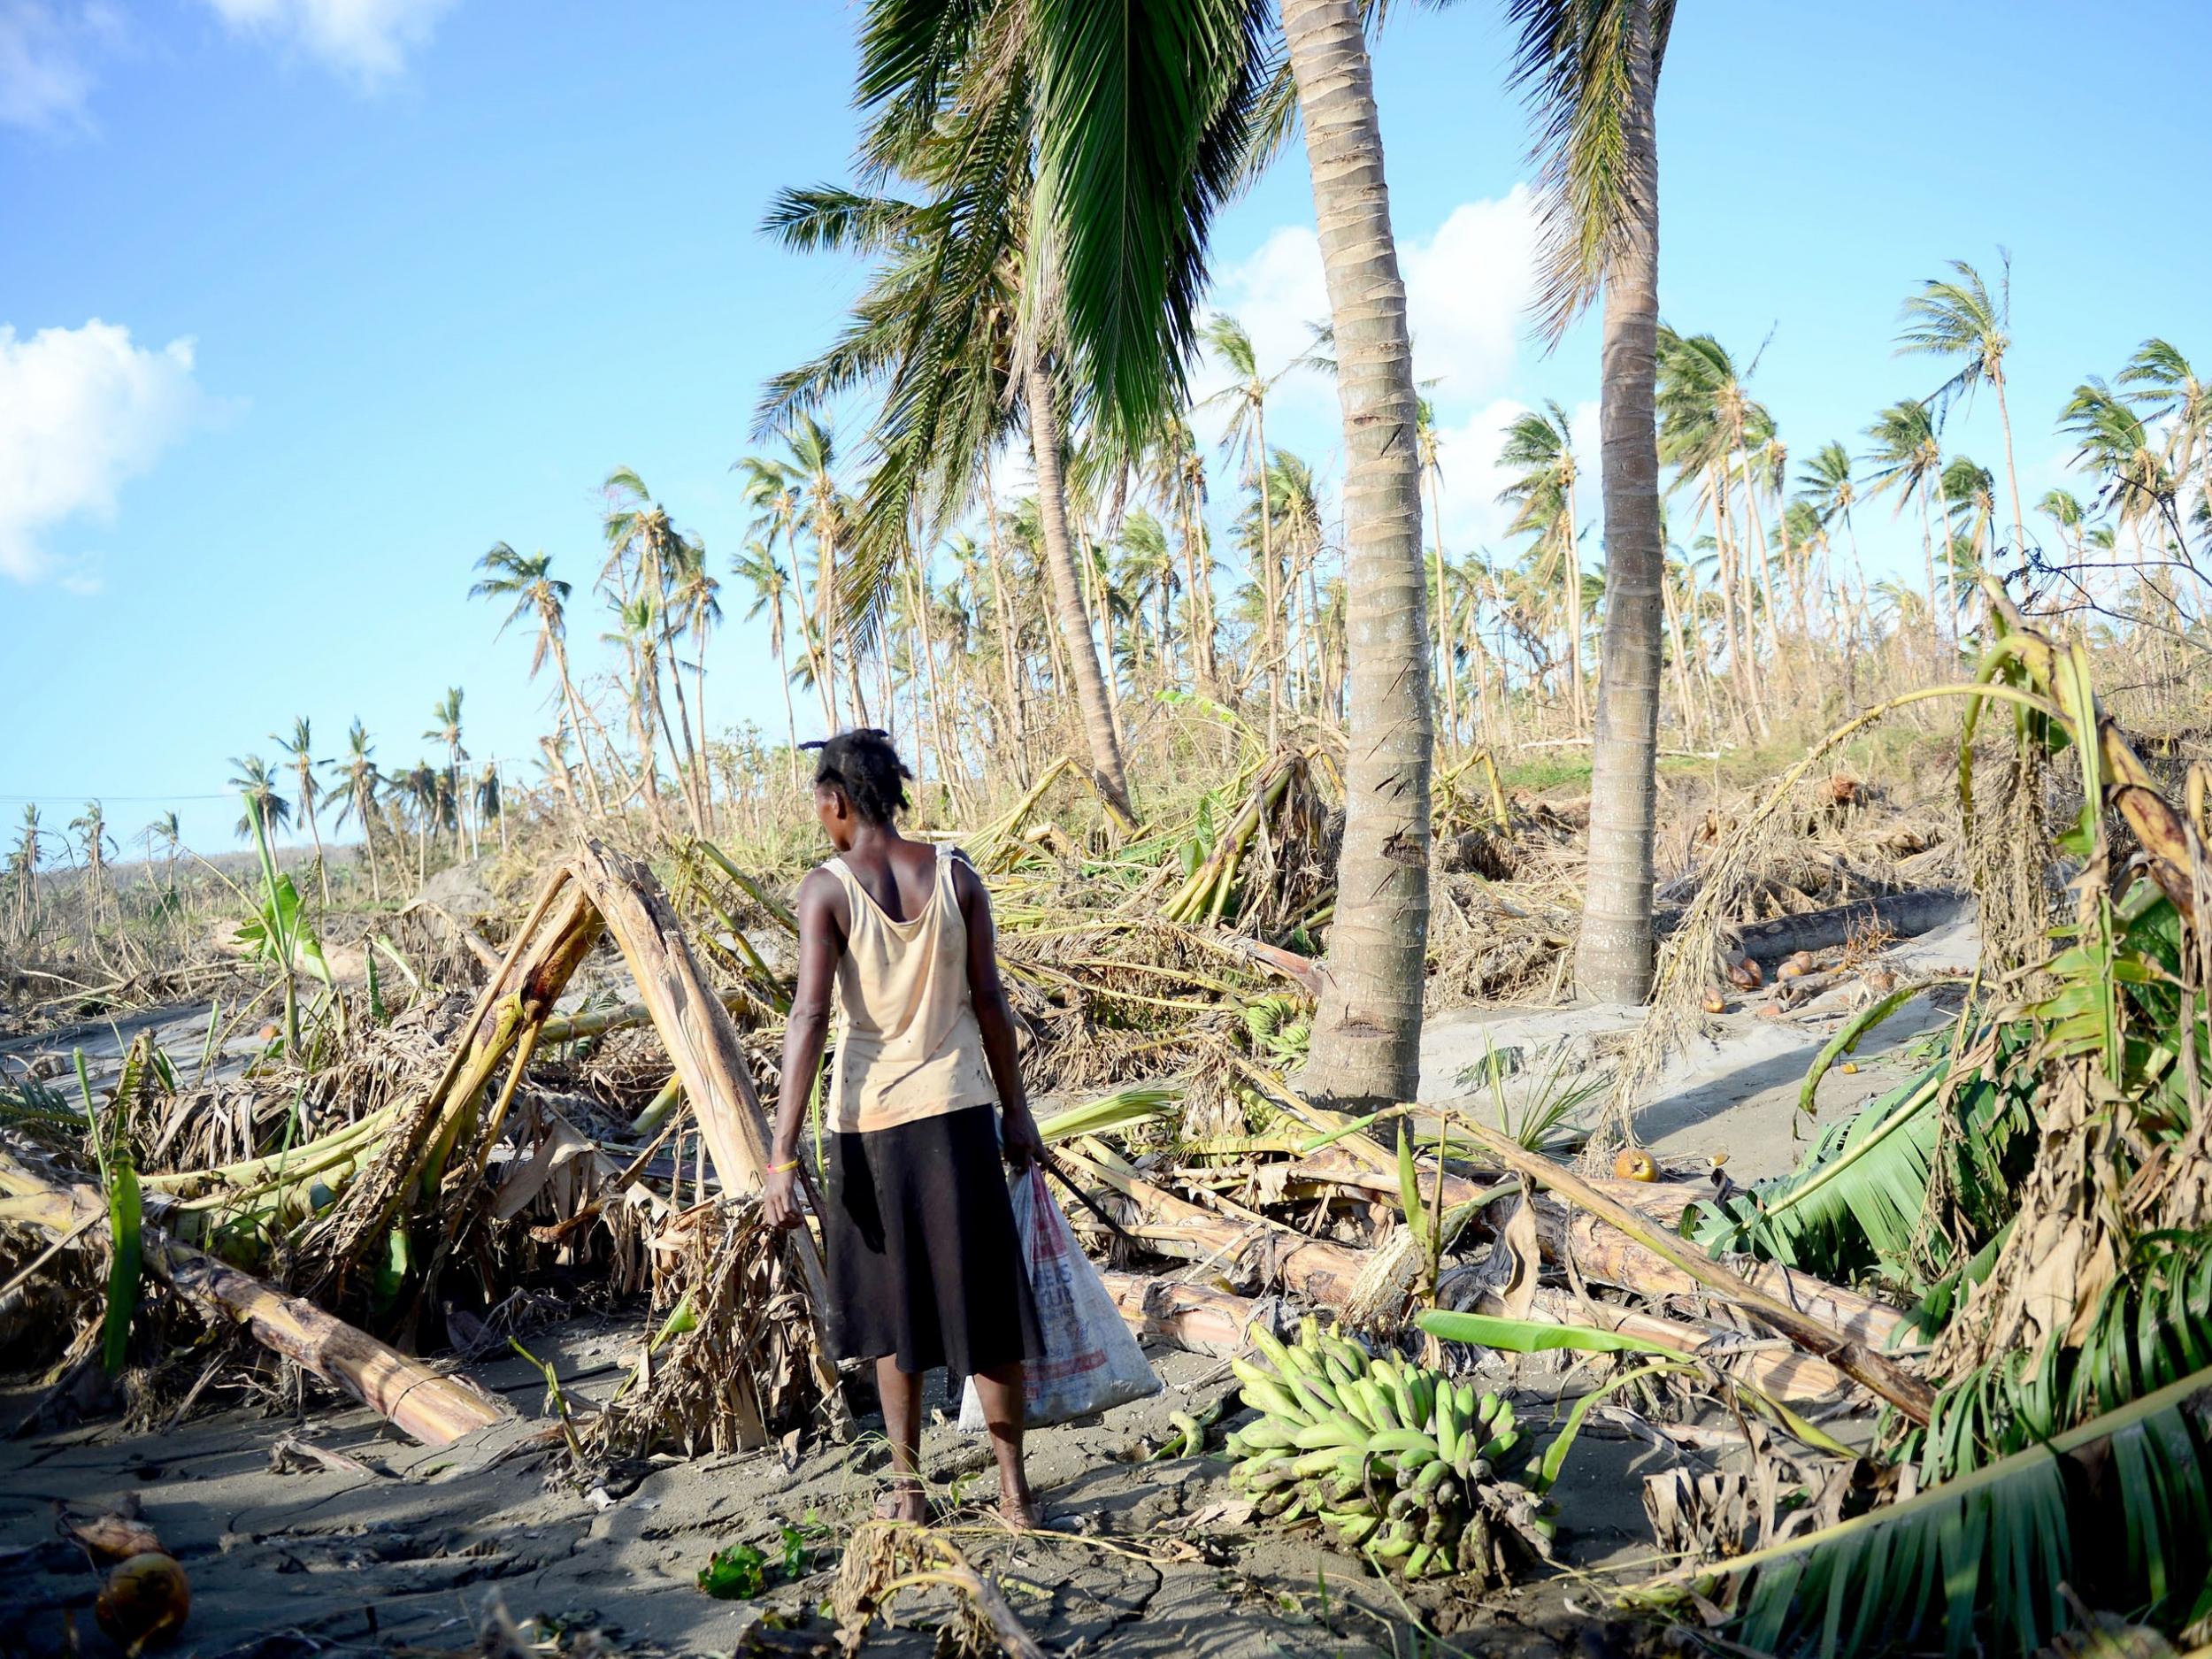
[1001,1106,1045,1171]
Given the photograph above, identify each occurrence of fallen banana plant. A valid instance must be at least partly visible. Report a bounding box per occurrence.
[1625,1360,2212,1656]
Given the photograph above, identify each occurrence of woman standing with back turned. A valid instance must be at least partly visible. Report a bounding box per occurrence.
[761,729,1046,1525]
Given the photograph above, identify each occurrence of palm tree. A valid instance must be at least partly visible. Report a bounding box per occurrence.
[1504,0,1673,1008]
[475,762,505,855]
[471,542,609,818]
[2119,339,2208,519]
[604,469,711,832]
[669,535,724,828]
[67,801,112,929]
[2062,379,2170,540]
[1863,398,1948,650]
[1200,313,1292,742]
[229,756,291,842]
[1497,401,1586,732]
[1798,439,1870,616]
[271,717,329,904]
[423,688,471,858]
[1416,399,1463,750]
[10,806,44,938]
[1897,253,2026,554]
[1941,454,1997,622]
[733,540,803,779]
[325,719,386,902]
[142,810,180,898]
[735,452,837,733]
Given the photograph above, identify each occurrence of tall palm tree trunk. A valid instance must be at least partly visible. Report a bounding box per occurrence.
[1561,488,1586,733]
[1256,411,1282,746]
[298,768,330,905]
[979,464,1033,782]
[1281,0,1431,1108]
[1025,357,1134,819]
[1575,0,1664,1007]
[1427,472,1460,751]
[548,636,610,819]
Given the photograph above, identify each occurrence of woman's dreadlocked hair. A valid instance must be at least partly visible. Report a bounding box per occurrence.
[802,728,912,825]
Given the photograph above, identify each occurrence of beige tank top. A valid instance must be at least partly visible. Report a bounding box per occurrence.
[823,843,999,1134]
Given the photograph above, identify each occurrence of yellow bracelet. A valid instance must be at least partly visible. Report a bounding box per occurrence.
[766,1159,799,1174]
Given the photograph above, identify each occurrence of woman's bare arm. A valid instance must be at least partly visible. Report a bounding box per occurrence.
[764,868,843,1228]
[954,855,1042,1165]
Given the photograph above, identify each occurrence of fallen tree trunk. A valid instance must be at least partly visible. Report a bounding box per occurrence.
[1095,1263,1849,1401]
[1287,1145,1906,1353]
[1655,887,1971,966]
[1448,1119,1936,1424]
[1099,1271,1257,1358]
[0,1150,509,1446]
[1532,1206,1911,1355]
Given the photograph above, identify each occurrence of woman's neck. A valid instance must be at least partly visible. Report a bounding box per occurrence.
[844,821,903,856]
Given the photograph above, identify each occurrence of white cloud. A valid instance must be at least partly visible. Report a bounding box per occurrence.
[1193,185,1542,445]
[202,0,454,82]
[0,319,211,583]
[0,1,119,131]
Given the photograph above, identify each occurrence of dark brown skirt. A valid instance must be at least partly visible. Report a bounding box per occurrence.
[822,1104,1042,1378]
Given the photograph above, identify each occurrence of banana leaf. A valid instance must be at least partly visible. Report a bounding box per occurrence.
[1417,1308,1678,1358]
[1629,1363,2212,1657]
[101,1149,141,1376]
[1036,1084,1179,1144]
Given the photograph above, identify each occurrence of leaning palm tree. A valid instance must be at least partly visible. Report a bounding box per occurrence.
[1897,253,2026,552]
[471,542,608,818]
[1199,312,1293,741]
[2119,339,2208,518]
[423,688,471,858]
[1797,439,1869,607]
[142,810,180,898]
[271,718,329,904]
[1862,397,1948,649]
[67,801,112,929]
[229,756,291,842]
[1496,401,1586,733]
[325,719,386,903]
[733,540,804,778]
[1502,0,1674,1009]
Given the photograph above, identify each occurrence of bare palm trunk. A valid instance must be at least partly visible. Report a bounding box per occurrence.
[1916,472,1944,660]
[979,465,1033,783]
[1575,0,1664,1008]
[299,771,330,906]
[1025,356,1134,819]
[1427,470,1460,750]
[1562,485,1586,733]
[1256,408,1282,746]
[1281,0,1431,1106]
[548,636,609,819]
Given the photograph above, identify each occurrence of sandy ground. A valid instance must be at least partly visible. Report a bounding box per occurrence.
[1,1331,1662,1659]
[0,924,1973,1658]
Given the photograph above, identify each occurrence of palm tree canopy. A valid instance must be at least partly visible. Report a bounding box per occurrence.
[1896,253,2012,414]
[1861,398,1943,509]
[1502,0,1678,340]
[1797,439,1858,525]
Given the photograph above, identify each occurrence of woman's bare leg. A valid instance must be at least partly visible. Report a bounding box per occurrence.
[972,1363,1038,1525]
[873,1358,926,1522]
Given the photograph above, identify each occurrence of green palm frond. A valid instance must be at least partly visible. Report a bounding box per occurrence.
[1026,0,1271,447]
[1506,0,1675,341]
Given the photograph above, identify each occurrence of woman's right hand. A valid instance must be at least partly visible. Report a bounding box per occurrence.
[762,1164,803,1231]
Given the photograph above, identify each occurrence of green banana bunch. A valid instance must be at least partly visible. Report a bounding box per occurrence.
[1222,1316,1539,1583]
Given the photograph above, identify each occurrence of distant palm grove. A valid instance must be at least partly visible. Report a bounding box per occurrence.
[9,1,2206,1108]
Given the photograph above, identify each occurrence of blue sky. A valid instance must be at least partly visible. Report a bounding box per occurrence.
[3,0,2207,856]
